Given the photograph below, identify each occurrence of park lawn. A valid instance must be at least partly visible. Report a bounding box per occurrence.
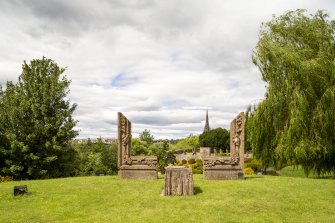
[0,174,334,223]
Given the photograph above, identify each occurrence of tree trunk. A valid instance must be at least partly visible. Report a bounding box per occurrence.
[163,166,194,196]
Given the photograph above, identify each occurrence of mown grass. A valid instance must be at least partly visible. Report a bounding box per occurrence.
[279,165,334,178]
[0,174,334,223]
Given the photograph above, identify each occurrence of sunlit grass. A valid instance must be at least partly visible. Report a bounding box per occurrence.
[0,174,334,222]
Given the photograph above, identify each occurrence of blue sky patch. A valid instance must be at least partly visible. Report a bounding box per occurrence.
[111,72,138,87]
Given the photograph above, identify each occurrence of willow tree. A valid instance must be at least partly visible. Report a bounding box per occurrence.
[0,58,78,179]
[249,10,335,176]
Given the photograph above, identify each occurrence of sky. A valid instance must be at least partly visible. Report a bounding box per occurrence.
[0,0,334,139]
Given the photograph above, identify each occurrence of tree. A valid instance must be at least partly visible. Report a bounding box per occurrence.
[148,140,176,174]
[72,138,118,176]
[249,10,335,176]
[131,138,148,156]
[199,128,230,150]
[0,57,78,179]
[139,129,154,146]
[175,135,200,151]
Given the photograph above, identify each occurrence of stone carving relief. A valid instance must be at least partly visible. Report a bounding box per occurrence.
[118,112,157,169]
[230,112,245,166]
[203,112,245,169]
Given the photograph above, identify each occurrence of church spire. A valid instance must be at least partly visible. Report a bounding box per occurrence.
[203,109,210,133]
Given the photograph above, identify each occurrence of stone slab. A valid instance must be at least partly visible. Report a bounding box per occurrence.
[204,169,244,180]
[163,166,194,196]
[118,168,157,180]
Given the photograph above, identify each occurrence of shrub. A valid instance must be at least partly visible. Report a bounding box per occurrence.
[0,176,13,182]
[243,167,255,175]
[188,159,196,164]
[174,159,203,174]
[245,159,262,172]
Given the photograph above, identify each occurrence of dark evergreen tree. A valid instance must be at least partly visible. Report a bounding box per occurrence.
[0,57,78,179]
[199,128,230,150]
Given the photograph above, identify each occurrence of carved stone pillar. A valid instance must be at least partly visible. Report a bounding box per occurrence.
[117,112,158,179]
[230,112,245,167]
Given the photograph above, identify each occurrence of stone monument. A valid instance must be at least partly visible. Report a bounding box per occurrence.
[163,166,194,196]
[203,112,245,180]
[230,112,245,166]
[199,147,210,159]
[118,112,158,179]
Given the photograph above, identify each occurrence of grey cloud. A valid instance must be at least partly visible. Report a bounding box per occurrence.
[1,0,334,139]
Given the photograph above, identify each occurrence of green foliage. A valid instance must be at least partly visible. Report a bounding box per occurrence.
[244,159,262,172]
[72,139,118,176]
[132,132,176,174]
[148,140,176,174]
[176,159,203,174]
[249,10,335,176]
[199,128,230,149]
[0,58,78,179]
[131,138,148,156]
[172,135,200,151]
[139,129,154,146]
[192,159,203,174]
[0,176,13,182]
[243,167,255,175]
[187,158,196,164]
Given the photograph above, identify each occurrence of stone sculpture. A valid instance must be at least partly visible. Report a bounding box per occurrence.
[203,112,245,180]
[163,166,194,196]
[118,112,158,179]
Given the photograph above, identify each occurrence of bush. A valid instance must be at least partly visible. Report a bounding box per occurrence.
[245,159,262,172]
[175,159,203,174]
[243,167,255,175]
[188,159,196,164]
[0,176,13,182]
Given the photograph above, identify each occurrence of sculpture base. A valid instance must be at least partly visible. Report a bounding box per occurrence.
[118,165,157,180]
[204,165,244,180]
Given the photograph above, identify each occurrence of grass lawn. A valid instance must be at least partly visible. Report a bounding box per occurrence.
[1,174,334,223]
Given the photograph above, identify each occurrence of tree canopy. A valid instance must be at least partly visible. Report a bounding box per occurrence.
[248,10,335,176]
[0,57,78,179]
[139,129,154,146]
[172,135,200,151]
[199,128,230,150]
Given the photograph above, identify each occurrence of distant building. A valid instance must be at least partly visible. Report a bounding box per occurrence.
[73,137,116,144]
[203,109,210,133]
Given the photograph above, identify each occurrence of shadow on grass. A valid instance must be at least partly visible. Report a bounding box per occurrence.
[194,186,203,195]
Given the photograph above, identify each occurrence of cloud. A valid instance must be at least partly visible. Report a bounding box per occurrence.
[0,0,334,139]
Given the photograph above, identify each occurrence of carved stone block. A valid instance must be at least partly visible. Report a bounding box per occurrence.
[14,185,28,196]
[230,112,245,166]
[117,112,158,179]
[163,166,194,196]
[203,112,245,180]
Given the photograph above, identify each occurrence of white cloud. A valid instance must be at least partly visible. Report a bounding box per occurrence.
[0,0,334,139]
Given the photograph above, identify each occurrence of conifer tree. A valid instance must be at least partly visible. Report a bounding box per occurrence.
[0,57,78,179]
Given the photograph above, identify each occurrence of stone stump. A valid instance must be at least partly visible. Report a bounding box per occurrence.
[163,166,194,196]
[14,185,28,196]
